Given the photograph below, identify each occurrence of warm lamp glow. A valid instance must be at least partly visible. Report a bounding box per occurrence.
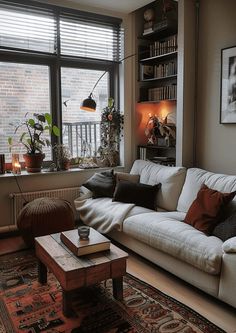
[12,153,21,174]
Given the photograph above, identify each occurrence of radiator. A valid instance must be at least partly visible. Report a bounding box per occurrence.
[10,187,81,228]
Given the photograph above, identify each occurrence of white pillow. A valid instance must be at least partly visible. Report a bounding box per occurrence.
[130,159,186,211]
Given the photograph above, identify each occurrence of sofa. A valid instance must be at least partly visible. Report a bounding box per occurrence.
[75,159,236,309]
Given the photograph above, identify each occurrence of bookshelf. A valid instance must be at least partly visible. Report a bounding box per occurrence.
[138,1,178,103]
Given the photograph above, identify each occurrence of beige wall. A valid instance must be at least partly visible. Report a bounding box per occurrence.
[196,0,236,174]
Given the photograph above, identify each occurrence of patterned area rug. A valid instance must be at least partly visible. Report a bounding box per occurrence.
[0,250,225,333]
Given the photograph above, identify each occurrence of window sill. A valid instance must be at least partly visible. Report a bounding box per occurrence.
[0,165,124,178]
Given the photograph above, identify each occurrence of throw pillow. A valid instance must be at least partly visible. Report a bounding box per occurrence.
[184,184,236,234]
[113,180,161,210]
[115,172,140,184]
[83,170,116,198]
[213,212,236,241]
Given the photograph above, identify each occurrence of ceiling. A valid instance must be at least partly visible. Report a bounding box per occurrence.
[66,0,154,14]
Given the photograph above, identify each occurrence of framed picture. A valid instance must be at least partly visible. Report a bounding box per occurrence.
[220,45,236,123]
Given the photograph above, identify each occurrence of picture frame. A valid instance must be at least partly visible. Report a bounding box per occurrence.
[220,45,236,124]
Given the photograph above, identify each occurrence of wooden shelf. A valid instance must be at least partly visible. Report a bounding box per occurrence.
[140,51,177,63]
[138,19,177,40]
[139,145,175,150]
[140,74,177,83]
[138,98,177,104]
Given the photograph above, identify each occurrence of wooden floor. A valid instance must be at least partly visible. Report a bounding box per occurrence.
[0,236,235,332]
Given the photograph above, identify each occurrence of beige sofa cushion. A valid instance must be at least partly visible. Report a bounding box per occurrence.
[130,160,186,211]
[177,168,236,213]
[123,212,223,275]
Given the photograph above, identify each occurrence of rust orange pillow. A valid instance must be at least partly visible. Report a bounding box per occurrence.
[184,184,236,235]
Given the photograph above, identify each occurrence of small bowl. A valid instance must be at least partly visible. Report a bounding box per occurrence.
[78,226,90,240]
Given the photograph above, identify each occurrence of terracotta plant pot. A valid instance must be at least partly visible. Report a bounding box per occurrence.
[58,160,70,171]
[23,153,45,173]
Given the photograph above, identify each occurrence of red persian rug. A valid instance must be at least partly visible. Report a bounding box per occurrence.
[0,250,225,333]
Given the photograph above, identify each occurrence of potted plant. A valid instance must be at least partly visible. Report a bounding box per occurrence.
[98,98,124,167]
[145,114,176,147]
[8,112,60,173]
[53,144,71,171]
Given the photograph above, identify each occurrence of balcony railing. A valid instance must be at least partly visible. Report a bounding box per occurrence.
[63,121,101,157]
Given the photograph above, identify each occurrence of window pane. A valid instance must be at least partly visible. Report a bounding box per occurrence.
[0,3,56,53]
[61,67,109,158]
[0,62,51,162]
[60,13,122,61]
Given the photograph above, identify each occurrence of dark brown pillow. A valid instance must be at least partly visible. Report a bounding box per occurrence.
[83,169,116,198]
[184,184,236,235]
[113,181,161,210]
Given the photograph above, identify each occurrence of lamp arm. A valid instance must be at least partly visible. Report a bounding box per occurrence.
[90,70,108,95]
[90,53,137,95]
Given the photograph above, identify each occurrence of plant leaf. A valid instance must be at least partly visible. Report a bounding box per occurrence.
[36,114,45,122]
[20,132,27,142]
[34,133,39,140]
[8,137,13,145]
[45,139,51,147]
[52,125,60,137]
[28,119,35,127]
[34,123,43,131]
[108,98,114,109]
[45,113,52,125]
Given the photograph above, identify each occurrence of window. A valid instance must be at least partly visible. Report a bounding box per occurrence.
[0,62,51,162]
[61,68,109,157]
[0,0,123,163]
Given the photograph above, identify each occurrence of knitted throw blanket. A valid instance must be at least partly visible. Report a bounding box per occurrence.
[74,190,135,234]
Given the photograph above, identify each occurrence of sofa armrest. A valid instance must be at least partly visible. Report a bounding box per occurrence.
[74,186,92,210]
[222,237,236,253]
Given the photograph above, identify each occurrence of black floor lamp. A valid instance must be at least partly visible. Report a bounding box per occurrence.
[80,53,136,112]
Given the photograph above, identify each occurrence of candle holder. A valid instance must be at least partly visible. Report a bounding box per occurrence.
[78,226,90,240]
[12,153,21,175]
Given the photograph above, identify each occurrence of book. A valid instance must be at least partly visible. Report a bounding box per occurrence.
[60,228,110,256]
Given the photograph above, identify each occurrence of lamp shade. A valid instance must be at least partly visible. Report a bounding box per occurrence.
[81,94,96,112]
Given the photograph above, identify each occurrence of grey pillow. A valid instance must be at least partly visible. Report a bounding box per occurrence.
[83,170,116,198]
[212,213,236,241]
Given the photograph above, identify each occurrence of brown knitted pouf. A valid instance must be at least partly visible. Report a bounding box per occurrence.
[17,197,75,247]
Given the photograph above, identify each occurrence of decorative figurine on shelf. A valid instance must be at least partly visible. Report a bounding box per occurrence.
[145,113,176,147]
[143,7,155,35]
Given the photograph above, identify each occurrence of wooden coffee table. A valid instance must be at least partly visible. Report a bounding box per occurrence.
[35,232,128,317]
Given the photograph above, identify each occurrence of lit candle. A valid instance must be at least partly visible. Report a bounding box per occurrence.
[12,154,21,175]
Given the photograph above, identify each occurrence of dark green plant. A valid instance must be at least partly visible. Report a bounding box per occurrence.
[8,112,60,154]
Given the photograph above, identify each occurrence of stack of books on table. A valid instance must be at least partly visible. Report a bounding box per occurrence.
[60,228,110,256]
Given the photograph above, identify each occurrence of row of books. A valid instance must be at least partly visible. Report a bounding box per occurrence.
[141,62,177,80]
[139,147,147,160]
[148,84,177,101]
[149,35,177,58]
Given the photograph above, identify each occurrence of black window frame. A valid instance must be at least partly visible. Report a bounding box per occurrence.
[0,0,122,162]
